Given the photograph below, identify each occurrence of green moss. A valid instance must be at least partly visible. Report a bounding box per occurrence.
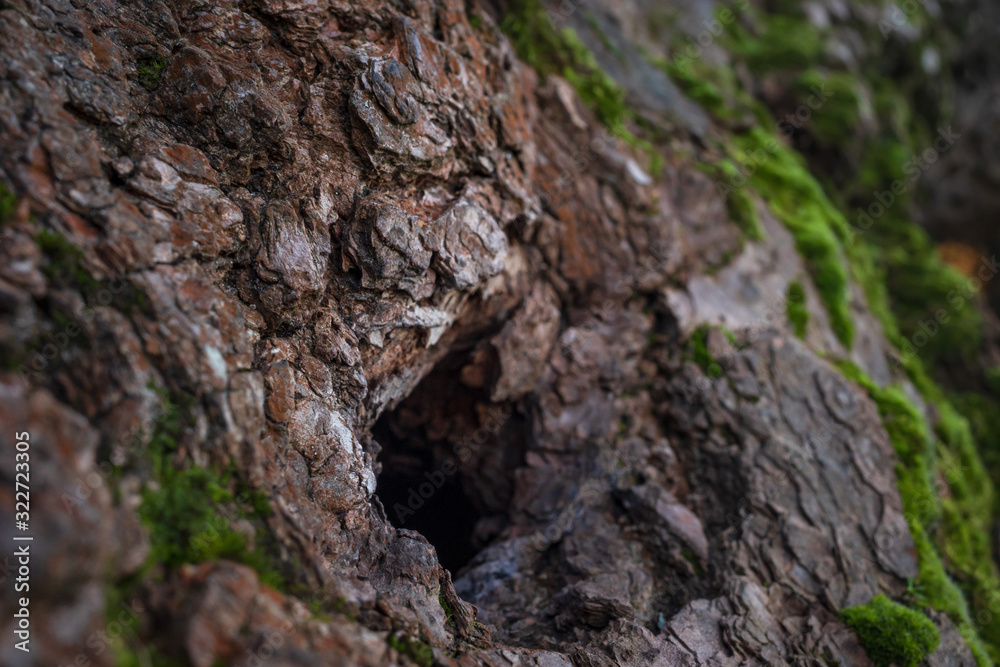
[729,127,855,347]
[870,216,982,367]
[719,0,977,372]
[0,182,16,225]
[907,520,993,665]
[468,13,483,31]
[105,582,184,667]
[867,76,927,155]
[584,11,624,61]
[698,159,764,241]
[522,0,996,657]
[137,55,167,90]
[387,633,434,667]
[715,3,975,363]
[439,590,454,628]
[560,40,629,131]
[661,57,734,119]
[845,135,983,368]
[726,3,982,367]
[140,394,248,568]
[854,136,911,194]
[142,465,255,569]
[669,61,858,342]
[706,1,999,661]
[846,235,901,346]
[786,281,809,339]
[688,326,719,377]
[129,387,291,594]
[908,365,1000,664]
[726,186,762,241]
[500,0,562,75]
[664,62,854,347]
[501,1,625,129]
[657,44,766,128]
[829,51,995,660]
[904,363,993,512]
[835,361,939,526]
[985,368,1000,397]
[792,70,862,148]
[840,594,939,667]
[728,12,825,75]
[36,228,102,293]
[931,390,1000,656]
[953,392,1000,490]
[501,0,661,173]
[837,360,997,664]
[686,324,735,378]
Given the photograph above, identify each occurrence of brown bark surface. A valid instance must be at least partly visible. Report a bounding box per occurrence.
[0,0,985,665]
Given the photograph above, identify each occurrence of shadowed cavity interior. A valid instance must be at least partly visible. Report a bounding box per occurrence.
[373,350,527,574]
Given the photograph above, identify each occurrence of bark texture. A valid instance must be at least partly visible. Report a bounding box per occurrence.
[0,0,996,666]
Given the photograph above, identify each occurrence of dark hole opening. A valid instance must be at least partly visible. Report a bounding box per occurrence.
[373,349,525,574]
[375,451,482,572]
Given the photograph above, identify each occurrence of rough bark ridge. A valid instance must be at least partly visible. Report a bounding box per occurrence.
[0,0,991,666]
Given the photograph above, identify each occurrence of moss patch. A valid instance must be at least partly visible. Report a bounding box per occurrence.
[844,134,984,368]
[686,324,735,378]
[728,12,825,75]
[905,365,1000,661]
[659,55,748,122]
[866,209,983,368]
[688,326,721,378]
[387,633,434,667]
[792,69,863,149]
[136,55,167,90]
[501,0,662,175]
[697,159,764,242]
[501,0,625,127]
[835,361,938,525]
[786,281,809,339]
[0,182,17,225]
[664,50,855,348]
[670,1,1000,662]
[133,387,286,588]
[952,392,1000,498]
[104,384,320,662]
[837,360,997,665]
[722,0,980,371]
[729,126,855,347]
[840,594,940,667]
[36,228,102,293]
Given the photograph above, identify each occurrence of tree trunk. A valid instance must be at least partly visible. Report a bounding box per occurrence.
[1,0,998,665]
